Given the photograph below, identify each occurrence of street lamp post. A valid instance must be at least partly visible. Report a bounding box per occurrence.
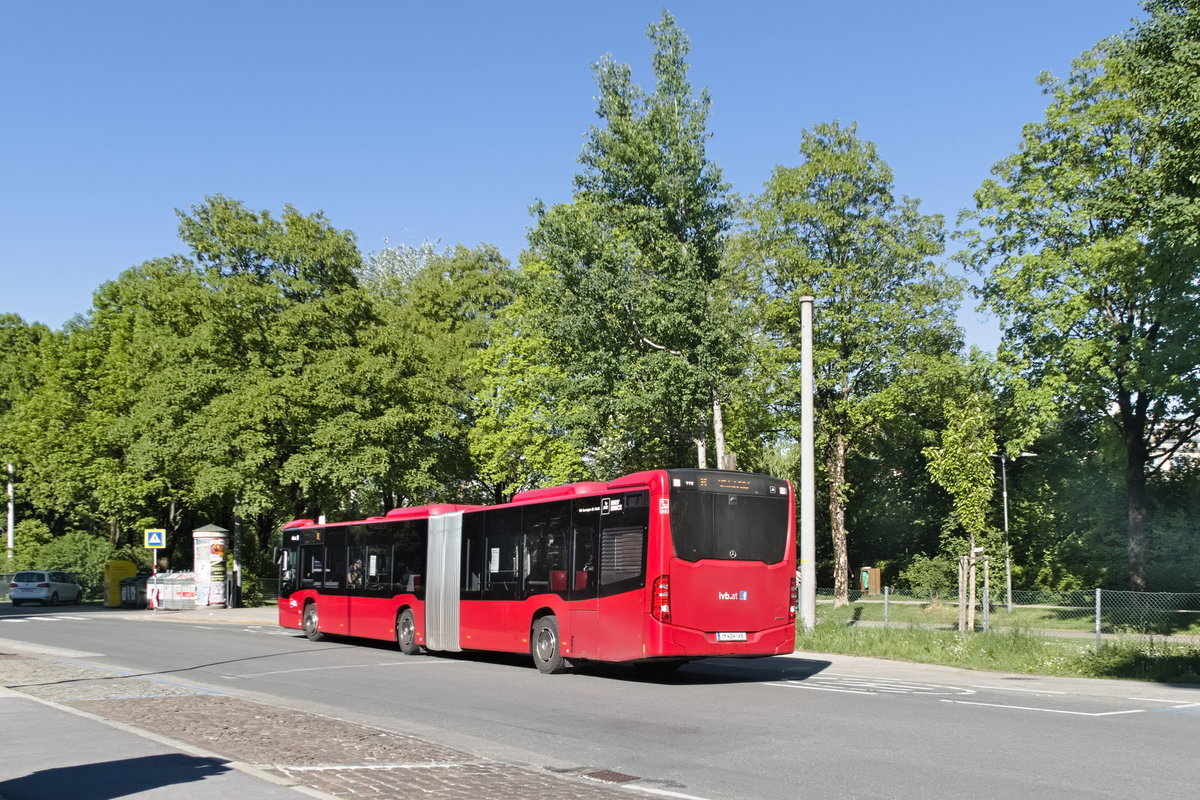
[992,451,1035,613]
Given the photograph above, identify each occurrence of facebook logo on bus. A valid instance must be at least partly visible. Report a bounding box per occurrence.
[718,590,749,601]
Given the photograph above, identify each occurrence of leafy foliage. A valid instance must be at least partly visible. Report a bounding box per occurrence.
[748,121,964,602]
[1,11,1198,597]
[519,11,747,475]
[961,1,1200,588]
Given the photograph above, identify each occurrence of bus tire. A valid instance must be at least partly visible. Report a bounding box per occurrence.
[396,608,421,655]
[531,615,568,674]
[303,603,325,641]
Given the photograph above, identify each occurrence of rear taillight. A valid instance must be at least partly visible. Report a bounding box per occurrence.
[37,583,51,588]
[8,582,15,589]
[788,577,798,624]
[651,575,671,624]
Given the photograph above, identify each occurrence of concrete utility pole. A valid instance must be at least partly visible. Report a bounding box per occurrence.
[799,297,817,631]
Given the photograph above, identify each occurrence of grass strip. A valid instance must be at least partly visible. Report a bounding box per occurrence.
[796,623,1200,683]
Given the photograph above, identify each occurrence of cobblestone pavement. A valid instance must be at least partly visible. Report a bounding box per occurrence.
[0,653,661,799]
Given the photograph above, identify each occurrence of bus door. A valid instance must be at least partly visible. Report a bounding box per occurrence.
[306,527,349,636]
[347,525,396,640]
[564,499,600,659]
[594,491,650,662]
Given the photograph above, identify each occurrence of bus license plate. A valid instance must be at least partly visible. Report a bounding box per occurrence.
[716,632,747,642]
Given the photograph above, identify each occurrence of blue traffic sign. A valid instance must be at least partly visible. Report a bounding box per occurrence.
[144,528,166,549]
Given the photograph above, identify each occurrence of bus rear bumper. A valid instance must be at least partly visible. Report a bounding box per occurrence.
[658,623,796,658]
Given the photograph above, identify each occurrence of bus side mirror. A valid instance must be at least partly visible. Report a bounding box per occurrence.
[273,546,283,564]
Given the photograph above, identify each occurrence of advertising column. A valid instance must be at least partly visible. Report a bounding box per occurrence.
[192,523,229,608]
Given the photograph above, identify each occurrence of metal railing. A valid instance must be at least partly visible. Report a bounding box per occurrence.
[815,587,1200,647]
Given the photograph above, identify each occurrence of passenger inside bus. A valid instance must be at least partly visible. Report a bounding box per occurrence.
[348,559,364,588]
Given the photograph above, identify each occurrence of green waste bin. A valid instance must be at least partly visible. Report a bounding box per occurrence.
[119,575,149,608]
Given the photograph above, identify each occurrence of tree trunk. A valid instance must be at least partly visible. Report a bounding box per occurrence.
[711,382,735,470]
[1125,438,1150,592]
[1119,394,1150,591]
[829,430,849,607]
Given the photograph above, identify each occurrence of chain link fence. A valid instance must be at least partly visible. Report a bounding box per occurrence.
[815,587,1200,647]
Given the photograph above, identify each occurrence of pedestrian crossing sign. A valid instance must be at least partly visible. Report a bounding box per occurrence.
[144,529,166,549]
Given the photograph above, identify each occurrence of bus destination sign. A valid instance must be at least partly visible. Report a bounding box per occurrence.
[667,470,789,496]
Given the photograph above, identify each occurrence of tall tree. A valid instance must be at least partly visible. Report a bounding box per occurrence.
[961,1,1200,589]
[522,11,744,474]
[750,121,963,604]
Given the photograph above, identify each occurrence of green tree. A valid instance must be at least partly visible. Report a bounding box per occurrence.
[749,121,963,604]
[961,1,1200,589]
[522,11,745,475]
[468,258,591,499]
[923,394,998,553]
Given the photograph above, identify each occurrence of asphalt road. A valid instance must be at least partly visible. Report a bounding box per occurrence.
[1,602,1198,800]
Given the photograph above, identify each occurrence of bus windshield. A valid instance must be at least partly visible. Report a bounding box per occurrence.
[669,477,790,564]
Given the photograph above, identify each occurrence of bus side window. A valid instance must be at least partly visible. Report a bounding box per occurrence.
[461,514,484,598]
[484,507,521,600]
[300,544,322,589]
[523,501,568,597]
[571,524,598,599]
[324,528,347,591]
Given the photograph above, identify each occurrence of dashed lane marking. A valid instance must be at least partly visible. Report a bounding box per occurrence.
[768,674,976,696]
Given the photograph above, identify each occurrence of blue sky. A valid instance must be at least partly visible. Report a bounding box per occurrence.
[2,1,1145,348]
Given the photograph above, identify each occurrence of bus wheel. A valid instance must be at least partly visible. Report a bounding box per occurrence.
[303,603,325,641]
[396,609,421,655]
[531,615,568,674]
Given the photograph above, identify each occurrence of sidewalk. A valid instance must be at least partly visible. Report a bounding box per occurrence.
[0,685,330,800]
[0,610,651,800]
[116,603,281,626]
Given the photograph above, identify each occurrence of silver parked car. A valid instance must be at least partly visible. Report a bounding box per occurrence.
[9,570,84,606]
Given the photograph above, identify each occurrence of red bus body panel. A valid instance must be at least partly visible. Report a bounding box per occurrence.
[279,469,796,665]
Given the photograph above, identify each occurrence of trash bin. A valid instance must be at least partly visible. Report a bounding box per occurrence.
[119,575,149,608]
[104,560,137,608]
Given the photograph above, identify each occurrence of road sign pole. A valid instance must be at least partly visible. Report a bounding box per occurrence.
[152,548,158,612]
[144,529,166,612]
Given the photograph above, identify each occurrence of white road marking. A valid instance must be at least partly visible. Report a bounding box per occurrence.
[968,684,1066,695]
[772,674,976,696]
[1128,697,1200,704]
[941,699,1145,716]
[766,682,874,695]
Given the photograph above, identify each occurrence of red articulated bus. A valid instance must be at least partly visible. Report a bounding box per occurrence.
[276,468,796,673]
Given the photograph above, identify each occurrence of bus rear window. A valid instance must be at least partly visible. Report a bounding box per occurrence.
[669,491,788,563]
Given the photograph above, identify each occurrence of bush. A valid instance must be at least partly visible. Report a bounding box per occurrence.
[3,519,54,571]
[33,532,143,600]
[898,554,957,601]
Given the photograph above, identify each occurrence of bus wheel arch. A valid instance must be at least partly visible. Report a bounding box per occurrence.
[531,612,568,674]
[396,607,422,655]
[302,600,326,642]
